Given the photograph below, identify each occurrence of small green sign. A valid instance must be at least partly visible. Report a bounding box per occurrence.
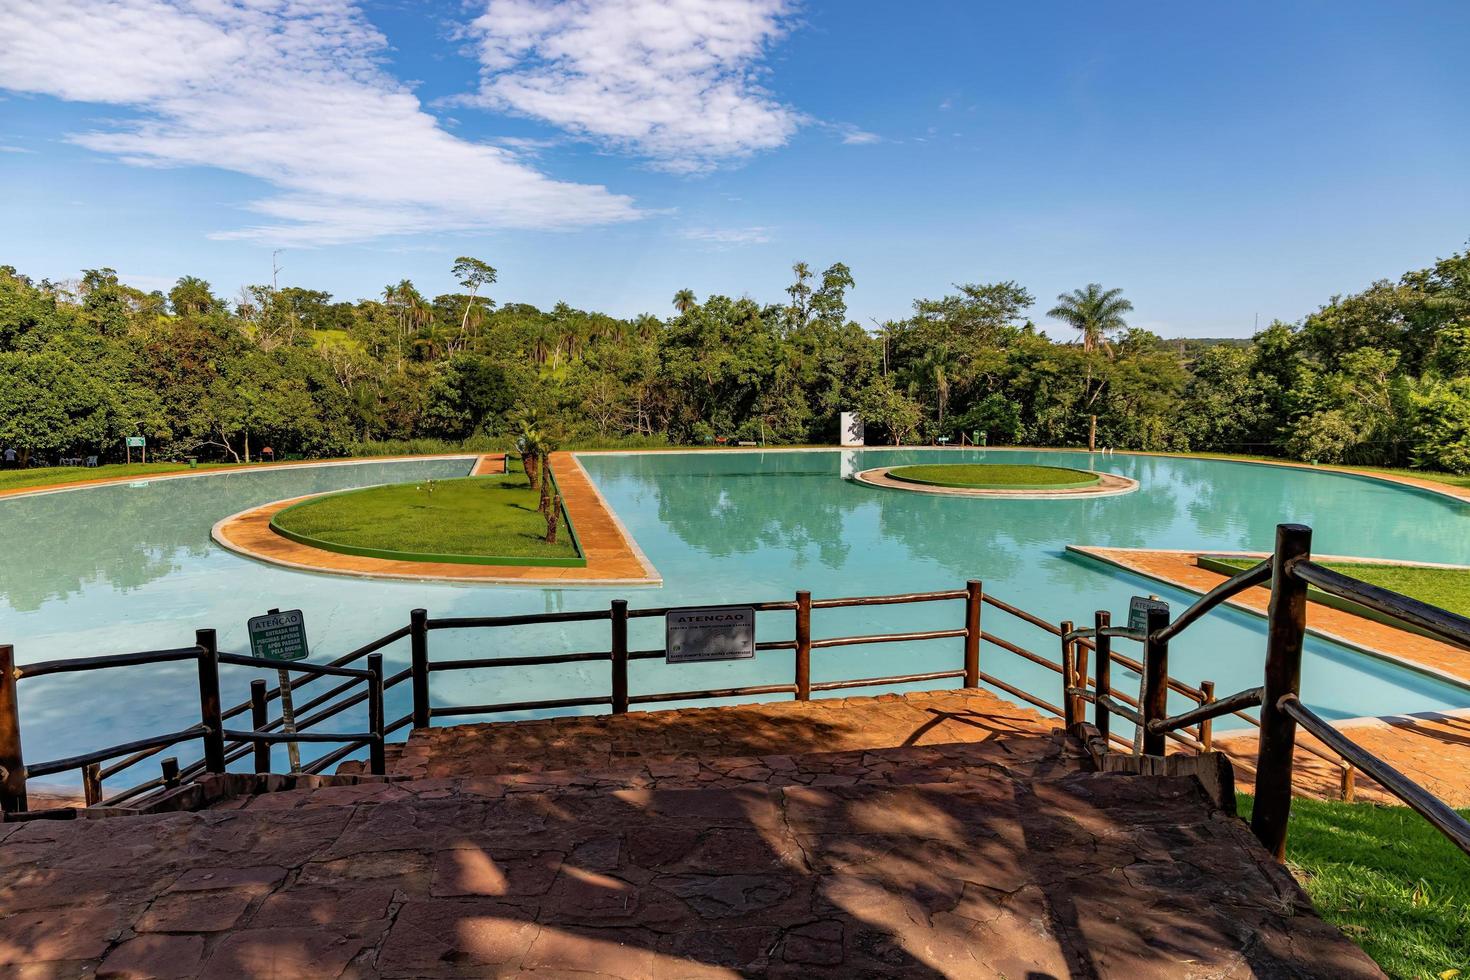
[247,609,309,663]
[126,436,146,448]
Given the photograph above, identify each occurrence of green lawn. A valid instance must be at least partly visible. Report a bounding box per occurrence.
[1237,794,1470,978]
[0,461,240,492]
[272,472,576,560]
[1213,557,1470,617]
[887,462,1100,488]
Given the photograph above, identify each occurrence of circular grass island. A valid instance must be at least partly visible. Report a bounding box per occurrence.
[269,472,584,568]
[887,463,1101,490]
[853,461,1138,499]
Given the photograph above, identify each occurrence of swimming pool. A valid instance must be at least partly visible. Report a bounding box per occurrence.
[3,448,1467,787]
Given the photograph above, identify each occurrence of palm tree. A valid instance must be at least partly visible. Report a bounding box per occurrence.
[673,289,697,315]
[1047,284,1133,353]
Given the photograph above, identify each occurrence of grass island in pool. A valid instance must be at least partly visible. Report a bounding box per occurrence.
[885,463,1102,490]
[270,467,582,566]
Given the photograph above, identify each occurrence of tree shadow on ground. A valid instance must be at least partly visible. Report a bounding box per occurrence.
[0,717,1384,977]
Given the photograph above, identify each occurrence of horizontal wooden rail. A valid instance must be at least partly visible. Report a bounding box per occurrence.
[215,652,374,679]
[978,670,1064,718]
[980,594,1060,635]
[430,695,613,718]
[17,646,202,679]
[220,728,380,746]
[811,589,966,609]
[27,724,208,779]
[1147,686,1263,734]
[1153,558,1272,645]
[981,631,1062,674]
[627,601,798,619]
[628,683,798,705]
[1280,695,1470,856]
[811,669,965,693]
[810,628,967,650]
[1088,692,1143,726]
[429,650,609,671]
[1292,560,1470,649]
[428,610,609,630]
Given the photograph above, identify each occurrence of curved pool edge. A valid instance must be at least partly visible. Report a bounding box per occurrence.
[852,466,1138,498]
[0,454,481,501]
[212,455,662,588]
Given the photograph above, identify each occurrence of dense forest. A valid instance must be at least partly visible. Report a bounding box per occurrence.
[1,246,1468,471]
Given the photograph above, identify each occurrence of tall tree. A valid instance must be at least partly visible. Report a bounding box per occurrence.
[451,256,497,343]
[1047,284,1133,353]
[672,289,697,315]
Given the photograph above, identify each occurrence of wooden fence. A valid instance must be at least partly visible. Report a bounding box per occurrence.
[4,526,1468,866]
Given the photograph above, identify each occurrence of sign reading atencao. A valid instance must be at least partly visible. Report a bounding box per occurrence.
[1128,596,1170,633]
[665,606,756,664]
[247,609,310,663]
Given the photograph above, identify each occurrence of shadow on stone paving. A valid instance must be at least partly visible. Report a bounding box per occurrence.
[0,725,1383,977]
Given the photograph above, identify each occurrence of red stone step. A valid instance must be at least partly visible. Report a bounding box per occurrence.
[0,765,1384,977]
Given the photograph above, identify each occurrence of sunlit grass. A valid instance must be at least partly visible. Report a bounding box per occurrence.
[1238,794,1470,978]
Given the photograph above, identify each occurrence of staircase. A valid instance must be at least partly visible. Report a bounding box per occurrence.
[0,689,1384,977]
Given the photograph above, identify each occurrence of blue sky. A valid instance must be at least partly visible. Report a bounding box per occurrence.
[1,0,1466,337]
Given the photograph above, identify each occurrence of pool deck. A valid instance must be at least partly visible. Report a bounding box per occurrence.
[0,690,1383,978]
[1070,545,1470,805]
[210,453,661,586]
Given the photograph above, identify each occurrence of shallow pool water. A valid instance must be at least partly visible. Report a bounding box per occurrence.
[2,448,1468,787]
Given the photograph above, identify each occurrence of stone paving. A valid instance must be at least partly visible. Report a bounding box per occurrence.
[383,689,1062,782]
[0,691,1386,977]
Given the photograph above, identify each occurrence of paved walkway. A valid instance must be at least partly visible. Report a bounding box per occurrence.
[210,453,661,586]
[0,691,1382,977]
[1069,546,1470,685]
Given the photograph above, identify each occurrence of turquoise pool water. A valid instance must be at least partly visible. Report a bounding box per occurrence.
[2,449,1467,788]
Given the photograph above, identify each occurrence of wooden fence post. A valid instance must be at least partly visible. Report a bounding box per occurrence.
[0,644,26,813]
[964,581,982,687]
[795,591,812,701]
[1059,621,1076,728]
[1198,680,1216,750]
[160,757,180,789]
[1094,611,1111,746]
[410,608,430,729]
[82,763,102,807]
[611,600,629,714]
[1252,523,1312,861]
[250,679,271,773]
[367,653,386,776]
[1141,607,1170,755]
[196,629,226,774]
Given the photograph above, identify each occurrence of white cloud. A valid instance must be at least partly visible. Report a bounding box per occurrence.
[0,0,640,244]
[840,128,880,145]
[680,226,772,247]
[465,0,803,174]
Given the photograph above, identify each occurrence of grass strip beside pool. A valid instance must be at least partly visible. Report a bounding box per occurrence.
[271,470,582,566]
[1237,794,1470,978]
[1206,556,1470,619]
[0,461,242,492]
[886,463,1101,490]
